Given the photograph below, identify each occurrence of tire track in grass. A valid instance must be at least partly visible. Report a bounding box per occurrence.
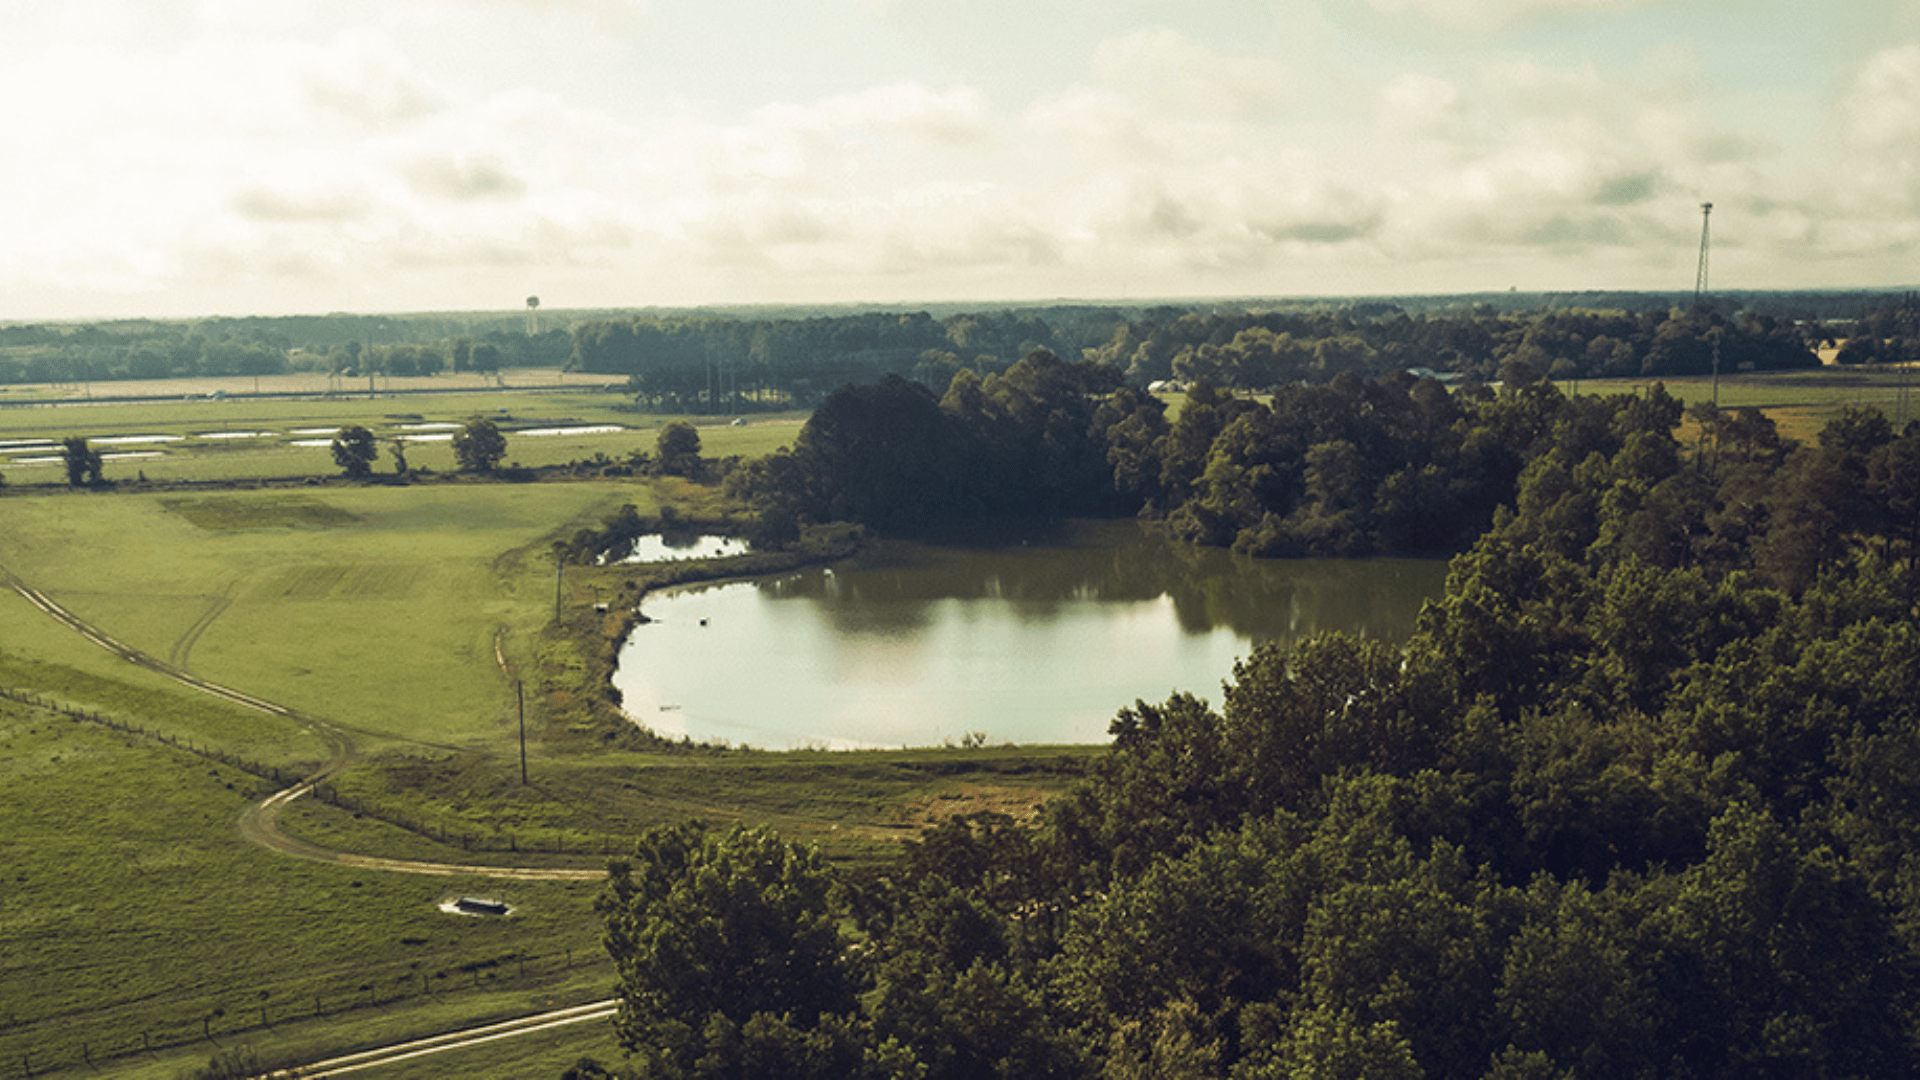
[168,584,235,671]
[3,563,602,882]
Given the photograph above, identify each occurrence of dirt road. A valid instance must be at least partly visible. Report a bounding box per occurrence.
[4,565,602,882]
[254,1000,620,1078]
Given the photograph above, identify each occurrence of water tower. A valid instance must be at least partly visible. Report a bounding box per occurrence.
[525,295,540,336]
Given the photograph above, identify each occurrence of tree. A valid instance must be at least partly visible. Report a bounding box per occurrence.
[61,435,102,487]
[599,823,857,1076]
[330,425,378,479]
[656,420,702,477]
[452,417,507,473]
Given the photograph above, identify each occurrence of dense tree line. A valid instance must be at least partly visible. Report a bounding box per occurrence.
[589,402,1920,1079]
[0,314,570,386]
[9,292,1915,394]
[733,352,1826,561]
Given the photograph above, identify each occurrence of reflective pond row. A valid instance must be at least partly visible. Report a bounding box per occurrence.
[0,424,632,466]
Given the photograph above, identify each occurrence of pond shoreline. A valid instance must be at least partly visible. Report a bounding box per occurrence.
[550,522,870,750]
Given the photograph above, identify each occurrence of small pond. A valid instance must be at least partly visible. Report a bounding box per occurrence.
[612,521,1449,749]
[608,534,753,564]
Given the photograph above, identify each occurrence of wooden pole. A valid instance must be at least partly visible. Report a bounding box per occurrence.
[518,680,528,785]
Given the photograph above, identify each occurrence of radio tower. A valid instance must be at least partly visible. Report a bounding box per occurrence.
[1695,202,1721,406]
[1694,202,1712,305]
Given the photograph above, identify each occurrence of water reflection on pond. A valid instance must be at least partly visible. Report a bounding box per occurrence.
[613,521,1448,749]
[612,534,753,563]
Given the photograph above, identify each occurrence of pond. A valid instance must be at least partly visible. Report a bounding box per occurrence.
[608,533,753,564]
[611,521,1449,749]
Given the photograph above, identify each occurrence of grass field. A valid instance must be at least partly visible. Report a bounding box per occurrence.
[1580,365,1918,442]
[0,697,615,1080]
[0,425,1090,1077]
[0,483,639,747]
[0,370,803,484]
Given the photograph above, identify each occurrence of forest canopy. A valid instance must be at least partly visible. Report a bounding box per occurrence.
[595,397,1920,1079]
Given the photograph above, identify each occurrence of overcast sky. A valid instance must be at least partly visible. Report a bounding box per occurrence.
[4,0,1918,319]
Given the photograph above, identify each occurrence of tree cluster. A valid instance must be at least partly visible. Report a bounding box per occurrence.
[595,403,1920,1079]
[729,354,1775,562]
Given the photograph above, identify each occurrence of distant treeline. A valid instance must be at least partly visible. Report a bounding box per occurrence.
[5,291,1916,396]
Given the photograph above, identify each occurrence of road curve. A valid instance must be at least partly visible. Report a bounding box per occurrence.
[4,565,604,882]
[256,999,620,1078]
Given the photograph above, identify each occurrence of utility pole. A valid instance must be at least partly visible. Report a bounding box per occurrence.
[517,680,528,785]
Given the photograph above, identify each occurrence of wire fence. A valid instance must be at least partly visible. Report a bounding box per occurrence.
[1,944,605,1078]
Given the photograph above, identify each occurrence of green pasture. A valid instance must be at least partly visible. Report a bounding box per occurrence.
[0,698,614,1080]
[1580,367,1918,440]
[0,379,803,484]
[0,482,647,747]
[294,743,1098,868]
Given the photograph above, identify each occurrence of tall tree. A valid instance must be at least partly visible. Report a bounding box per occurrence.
[452,417,507,473]
[330,425,378,479]
[655,420,702,477]
[61,435,102,487]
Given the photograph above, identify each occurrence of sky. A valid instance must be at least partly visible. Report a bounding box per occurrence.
[3,0,1918,320]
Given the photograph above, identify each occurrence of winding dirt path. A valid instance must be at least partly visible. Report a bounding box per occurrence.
[3,565,603,882]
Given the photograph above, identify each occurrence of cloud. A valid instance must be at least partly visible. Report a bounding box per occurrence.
[1381,73,1464,134]
[231,183,375,223]
[297,34,446,129]
[1090,28,1292,121]
[404,155,530,201]
[1837,42,1920,216]
[1364,0,1662,33]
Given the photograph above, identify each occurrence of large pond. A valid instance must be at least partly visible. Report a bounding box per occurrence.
[612,521,1450,749]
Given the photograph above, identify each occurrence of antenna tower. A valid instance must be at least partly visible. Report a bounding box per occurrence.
[1695,203,1721,406]
[1694,202,1712,305]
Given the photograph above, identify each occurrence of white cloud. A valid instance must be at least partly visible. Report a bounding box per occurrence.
[1364,0,1662,33]
[1381,72,1464,134]
[1848,43,1920,146]
[296,34,447,129]
[1091,27,1292,120]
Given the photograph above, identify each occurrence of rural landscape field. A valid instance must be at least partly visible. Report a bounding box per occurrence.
[4,329,1918,1077]
[0,371,1095,1078]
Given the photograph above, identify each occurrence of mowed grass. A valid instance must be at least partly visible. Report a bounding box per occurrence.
[302,744,1101,867]
[0,482,649,747]
[0,697,614,1080]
